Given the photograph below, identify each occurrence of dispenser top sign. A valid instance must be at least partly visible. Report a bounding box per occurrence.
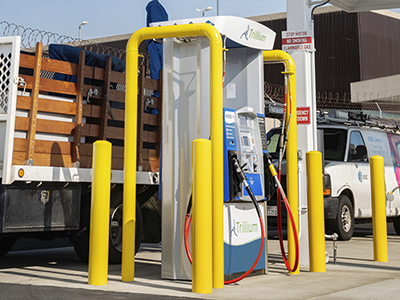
[151,16,276,50]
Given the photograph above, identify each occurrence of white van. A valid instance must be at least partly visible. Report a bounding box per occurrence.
[267,111,400,240]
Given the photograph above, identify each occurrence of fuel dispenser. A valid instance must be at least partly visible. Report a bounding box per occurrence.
[155,16,276,281]
[222,107,267,278]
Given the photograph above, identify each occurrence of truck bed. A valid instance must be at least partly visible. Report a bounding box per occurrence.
[0,37,161,185]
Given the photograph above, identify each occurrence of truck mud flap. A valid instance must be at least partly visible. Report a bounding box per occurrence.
[324,197,339,220]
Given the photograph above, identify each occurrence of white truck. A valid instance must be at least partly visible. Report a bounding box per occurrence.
[0,36,161,261]
[267,110,400,240]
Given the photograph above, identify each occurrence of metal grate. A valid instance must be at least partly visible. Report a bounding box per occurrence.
[115,83,125,92]
[0,51,12,114]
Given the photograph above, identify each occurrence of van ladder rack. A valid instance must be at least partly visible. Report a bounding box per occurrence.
[318,110,400,133]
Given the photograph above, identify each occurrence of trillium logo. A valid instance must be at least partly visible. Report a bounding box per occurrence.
[231,219,238,237]
[240,25,266,42]
[240,25,250,40]
[235,220,258,234]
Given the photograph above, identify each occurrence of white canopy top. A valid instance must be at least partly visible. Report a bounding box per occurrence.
[151,16,276,50]
[330,0,400,12]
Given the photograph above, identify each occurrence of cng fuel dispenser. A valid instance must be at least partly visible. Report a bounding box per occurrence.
[223,106,268,278]
[154,16,276,280]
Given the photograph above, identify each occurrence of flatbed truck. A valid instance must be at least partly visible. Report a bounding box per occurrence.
[0,36,161,262]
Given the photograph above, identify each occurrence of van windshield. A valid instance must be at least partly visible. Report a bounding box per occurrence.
[267,127,348,161]
[324,128,347,161]
[266,129,282,159]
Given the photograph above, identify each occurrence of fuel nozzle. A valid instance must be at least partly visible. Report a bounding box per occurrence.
[265,154,278,177]
[232,157,249,188]
[232,157,262,218]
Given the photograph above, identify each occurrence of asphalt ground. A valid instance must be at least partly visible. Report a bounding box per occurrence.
[1,223,399,299]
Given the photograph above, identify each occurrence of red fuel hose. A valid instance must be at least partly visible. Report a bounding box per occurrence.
[184,211,265,285]
[184,213,192,264]
[276,179,300,272]
[270,159,299,273]
[184,159,266,285]
[224,215,265,285]
[274,76,299,272]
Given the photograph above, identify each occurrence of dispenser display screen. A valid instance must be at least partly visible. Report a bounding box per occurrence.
[242,136,249,146]
[239,115,247,126]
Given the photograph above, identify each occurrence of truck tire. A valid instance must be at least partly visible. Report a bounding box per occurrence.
[73,190,143,264]
[335,195,354,240]
[109,191,143,264]
[0,237,17,257]
[393,216,400,235]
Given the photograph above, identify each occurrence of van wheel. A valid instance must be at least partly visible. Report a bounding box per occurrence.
[335,195,354,240]
[0,237,17,257]
[393,216,400,235]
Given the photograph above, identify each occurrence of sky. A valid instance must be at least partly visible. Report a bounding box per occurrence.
[1,0,400,41]
[1,0,287,40]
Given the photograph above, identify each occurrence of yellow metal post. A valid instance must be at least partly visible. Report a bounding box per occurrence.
[125,23,223,285]
[263,50,299,274]
[370,155,388,262]
[88,140,112,285]
[192,139,212,294]
[306,151,326,272]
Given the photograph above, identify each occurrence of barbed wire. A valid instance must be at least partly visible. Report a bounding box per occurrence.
[264,81,285,102]
[0,21,127,60]
[76,40,127,61]
[0,21,78,48]
[264,81,400,117]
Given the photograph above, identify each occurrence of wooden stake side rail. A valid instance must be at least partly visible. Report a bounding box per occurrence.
[12,42,162,173]
[137,65,162,172]
[24,43,42,163]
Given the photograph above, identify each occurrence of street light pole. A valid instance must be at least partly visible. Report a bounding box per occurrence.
[195,6,212,17]
[78,21,88,41]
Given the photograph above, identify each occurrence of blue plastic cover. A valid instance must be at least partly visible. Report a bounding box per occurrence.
[146,0,168,27]
[49,44,125,83]
[146,1,168,202]
[146,0,168,80]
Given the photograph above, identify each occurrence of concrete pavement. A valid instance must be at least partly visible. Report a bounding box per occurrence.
[1,224,400,299]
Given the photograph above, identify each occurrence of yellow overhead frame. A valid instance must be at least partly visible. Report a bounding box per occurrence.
[263,50,299,274]
[124,23,224,288]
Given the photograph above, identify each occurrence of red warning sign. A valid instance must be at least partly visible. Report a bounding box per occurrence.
[282,30,312,51]
[297,107,310,124]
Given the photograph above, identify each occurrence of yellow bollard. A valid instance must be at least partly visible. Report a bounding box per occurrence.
[306,151,326,272]
[192,139,213,294]
[88,140,112,285]
[370,155,388,262]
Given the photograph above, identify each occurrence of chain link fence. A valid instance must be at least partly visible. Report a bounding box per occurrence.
[264,81,400,121]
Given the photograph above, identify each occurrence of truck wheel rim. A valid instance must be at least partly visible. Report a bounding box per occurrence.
[341,205,351,233]
[110,204,123,252]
